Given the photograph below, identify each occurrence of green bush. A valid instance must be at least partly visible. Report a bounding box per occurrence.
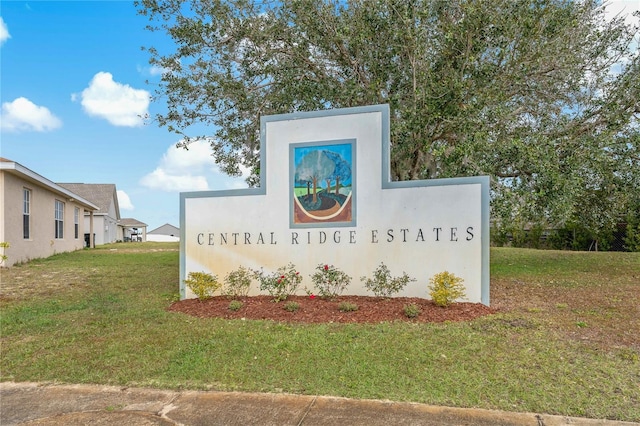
[428,271,466,307]
[228,300,244,311]
[224,266,253,298]
[283,301,300,312]
[184,271,220,301]
[403,303,421,318]
[338,301,358,312]
[360,262,415,298]
[309,263,351,299]
[548,223,615,251]
[624,216,640,252]
[490,226,510,247]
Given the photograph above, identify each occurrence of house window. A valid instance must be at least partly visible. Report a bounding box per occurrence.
[55,200,64,239]
[23,188,31,239]
[74,208,80,239]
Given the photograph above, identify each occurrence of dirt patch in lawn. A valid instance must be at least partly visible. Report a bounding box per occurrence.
[491,278,640,350]
[169,295,496,324]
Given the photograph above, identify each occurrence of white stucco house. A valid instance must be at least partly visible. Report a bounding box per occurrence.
[147,223,180,242]
[0,158,99,267]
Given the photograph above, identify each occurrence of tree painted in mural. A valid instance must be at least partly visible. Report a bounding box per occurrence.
[295,150,335,204]
[324,150,351,195]
[294,147,352,213]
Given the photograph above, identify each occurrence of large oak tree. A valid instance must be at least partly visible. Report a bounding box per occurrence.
[137,0,639,236]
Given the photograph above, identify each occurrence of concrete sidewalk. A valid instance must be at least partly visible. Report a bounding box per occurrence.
[1,382,636,426]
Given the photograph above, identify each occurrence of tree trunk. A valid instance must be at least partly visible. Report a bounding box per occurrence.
[312,178,318,203]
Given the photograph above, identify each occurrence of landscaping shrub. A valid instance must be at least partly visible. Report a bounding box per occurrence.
[224,266,253,298]
[361,262,415,298]
[338,301,358,312]
[228,300,243,311]
[403,303,421,318]
[309,263,351,299]
[428,271,466,307]
[254,263,302,302]
[283,301,300,312]
[184,271,220,301]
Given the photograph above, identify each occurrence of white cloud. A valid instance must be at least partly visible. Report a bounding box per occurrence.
[140,139,249,192]
[600,1,639,76]
[75,72,149,127]
[150,65,168,76]
[0,97,62,132]
[137,64,169,77]
[0,17,10,46]
[117,190,134,210]
[140,168,210,192]
[603,0,640,27]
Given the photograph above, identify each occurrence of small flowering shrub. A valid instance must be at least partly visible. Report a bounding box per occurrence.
[309,263,352,299]
[360,262,416,298]
[184,271,220,301]
[254,263,302,302]
[403,303,421,318]
[338,301,359,312]
[224,266,253,299]
[428,271,466,307]
[228,300,244,311]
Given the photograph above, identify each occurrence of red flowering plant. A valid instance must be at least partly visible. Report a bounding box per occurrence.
[309,263,352,300]
[254,263,303,302]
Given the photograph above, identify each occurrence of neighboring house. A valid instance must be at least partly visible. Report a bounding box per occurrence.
[58,183,121,247]
[0,158,99,267]
[118,218,148,242]
[147,223,180,242]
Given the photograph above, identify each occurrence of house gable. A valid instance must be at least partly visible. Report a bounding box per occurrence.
[58,183,121,245]
[149,223,179,236]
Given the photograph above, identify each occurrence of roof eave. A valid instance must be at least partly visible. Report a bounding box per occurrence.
[0,161,99,211]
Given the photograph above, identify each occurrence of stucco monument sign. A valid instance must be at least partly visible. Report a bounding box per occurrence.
[180,104,490,305]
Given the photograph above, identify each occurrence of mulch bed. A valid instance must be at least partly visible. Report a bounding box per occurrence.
[168,295,497,324]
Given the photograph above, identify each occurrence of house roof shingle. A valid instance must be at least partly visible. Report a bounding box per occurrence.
[58,183,120,218]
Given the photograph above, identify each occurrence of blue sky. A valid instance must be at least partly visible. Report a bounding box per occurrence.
[0,1,248,231]
[1,1,638,231]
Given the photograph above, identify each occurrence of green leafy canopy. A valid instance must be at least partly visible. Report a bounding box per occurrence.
[136,0,639,232]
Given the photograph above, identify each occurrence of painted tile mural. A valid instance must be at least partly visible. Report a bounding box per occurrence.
[291,140,355,226]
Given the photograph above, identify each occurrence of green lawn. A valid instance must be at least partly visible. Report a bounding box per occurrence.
[1,243,638,421]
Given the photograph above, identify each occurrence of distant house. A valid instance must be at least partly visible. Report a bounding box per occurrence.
[58,183,121,247]
[118,218,148,242]
[0,158,98,267]
[147,223,180,242]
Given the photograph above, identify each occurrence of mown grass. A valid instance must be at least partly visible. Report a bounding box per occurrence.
[1,243,639,421]
[491,248,639,285]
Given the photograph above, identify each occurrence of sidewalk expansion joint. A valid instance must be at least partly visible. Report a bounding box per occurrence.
[297,395,318,426]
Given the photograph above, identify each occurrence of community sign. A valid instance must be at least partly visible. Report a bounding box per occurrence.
[180,104,490,305]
